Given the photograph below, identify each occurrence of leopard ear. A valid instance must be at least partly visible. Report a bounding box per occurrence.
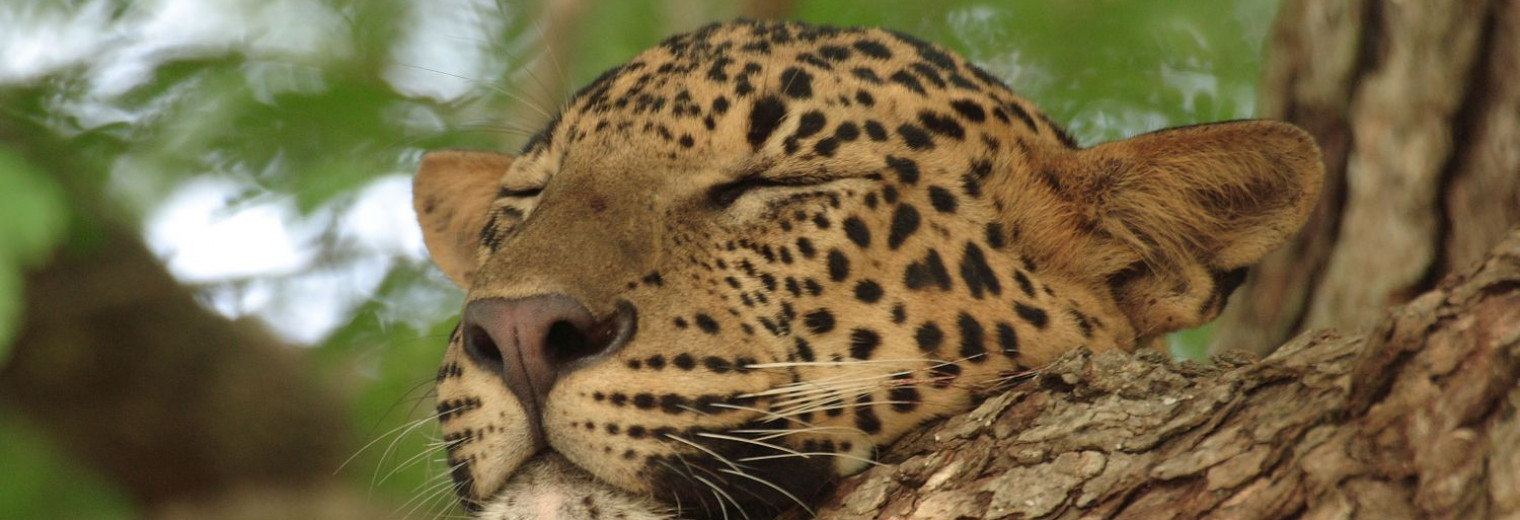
[1009,121,1323,341]
[413,150,513,288]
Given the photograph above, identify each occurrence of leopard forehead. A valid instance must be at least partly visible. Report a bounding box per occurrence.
[503,19,1072,187]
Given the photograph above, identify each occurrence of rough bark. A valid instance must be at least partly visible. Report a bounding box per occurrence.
[1214,0,1520,355]
[793,227,1520,520]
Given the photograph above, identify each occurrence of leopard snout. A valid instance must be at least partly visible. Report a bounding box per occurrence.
[460,295,638,451]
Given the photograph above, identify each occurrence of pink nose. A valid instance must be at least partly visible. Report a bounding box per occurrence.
[459,295,634,449]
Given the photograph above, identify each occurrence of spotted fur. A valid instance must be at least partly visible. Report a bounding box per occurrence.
[413,20,1322,519]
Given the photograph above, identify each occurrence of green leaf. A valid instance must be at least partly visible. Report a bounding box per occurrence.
[0,146,70,363]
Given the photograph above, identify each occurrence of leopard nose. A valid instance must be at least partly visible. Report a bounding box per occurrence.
[460,295,635,446]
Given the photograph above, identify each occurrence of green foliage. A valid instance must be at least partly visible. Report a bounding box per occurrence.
[0,410,134,519]
[0,146,69,363]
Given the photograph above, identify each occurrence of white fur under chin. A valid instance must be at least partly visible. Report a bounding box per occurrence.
[476,455,674,520]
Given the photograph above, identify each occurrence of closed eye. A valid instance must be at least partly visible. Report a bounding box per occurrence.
[708,175,832,208]
[497,187,543,198]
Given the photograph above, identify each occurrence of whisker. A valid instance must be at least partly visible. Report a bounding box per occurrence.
[716,468,814,517]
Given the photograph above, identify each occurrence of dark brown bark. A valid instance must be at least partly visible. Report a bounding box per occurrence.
[1215,0,1520,355]
[0,228,354,508]
[797,228,1520,520]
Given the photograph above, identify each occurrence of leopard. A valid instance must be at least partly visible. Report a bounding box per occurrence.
[411,19,1323,520]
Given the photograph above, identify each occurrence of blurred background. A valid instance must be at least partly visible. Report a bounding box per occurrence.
[0,0,1282,518]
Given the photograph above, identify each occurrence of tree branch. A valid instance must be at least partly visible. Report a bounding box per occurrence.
[798,228,1520,520]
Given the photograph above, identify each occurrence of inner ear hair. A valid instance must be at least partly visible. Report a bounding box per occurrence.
[413,149,516,288]
[1007,120,1323,338]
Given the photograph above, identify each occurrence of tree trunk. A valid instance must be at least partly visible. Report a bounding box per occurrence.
[1214,0,1520,355]
[0,227,366,515]
[795,227,1520,520]
[0,123,380,518]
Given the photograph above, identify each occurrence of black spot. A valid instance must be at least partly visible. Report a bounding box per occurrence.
[819,45,851,61]
[842,217,871,247]
[1008,103,1039,132]
[803,309,836,334]
[747,96,786,149]
[851,67,882,84]
[917,110,965,140]
[785,277,802,296]
[891,304,906,324]
[985,222,1006,249]
[702,356,732,373]
[961,173,982,198]
[959,242,1001,299]
[855,90,875,106]
[660,394,689,414]
[711,96,730,114]
[995,322,1019,356]
[854,280,883,303]
[1014,303,1049,329]
[794,110,826,139]
[852,39,892,59]
[949,100,987,122]
[647,355,667,369]
[1070,308,1094,338]
[633,393,656,409]
[694,313,720,334]
[673,317,689,329]
[957,313,987,362]
[814,137,839,157]
[848,328,881,359]
[883,186,899,204]
[885,156,919,184]
[889,70,926,94]
[812,213,831,229]
[627,426,646,439]
[889,386,920,413]
[854,398,881,434]
[759,273,777,292]
[1013,270,1035,297]
[678,134,694,148]
[796,237,816,258]
[804,278,823,296]
[835,122,860,141]
[929,362,960,387]
[915,322,944,352]
[887,204,921,249]
[864,121,888,141]
[928,186,957,213]
[908,39,956,70]
[781,67,813,98]
[903,249,952,291]
[673,353,697,370]
[642,272,664,286]
[909,62,946,88]
[896,124,933,149]
[827,249,850,281]
[794,337,816,362]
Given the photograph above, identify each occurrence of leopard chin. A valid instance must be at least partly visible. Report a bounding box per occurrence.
[476,454,672,520]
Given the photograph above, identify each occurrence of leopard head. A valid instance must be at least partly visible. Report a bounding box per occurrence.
[412,20,1322,520]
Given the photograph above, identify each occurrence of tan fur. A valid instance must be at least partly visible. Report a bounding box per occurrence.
[999,121,1323,339]
[414,150,515,287]
[411,20,1323,517]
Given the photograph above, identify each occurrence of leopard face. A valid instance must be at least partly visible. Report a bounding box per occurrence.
[413,20,1322,520]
